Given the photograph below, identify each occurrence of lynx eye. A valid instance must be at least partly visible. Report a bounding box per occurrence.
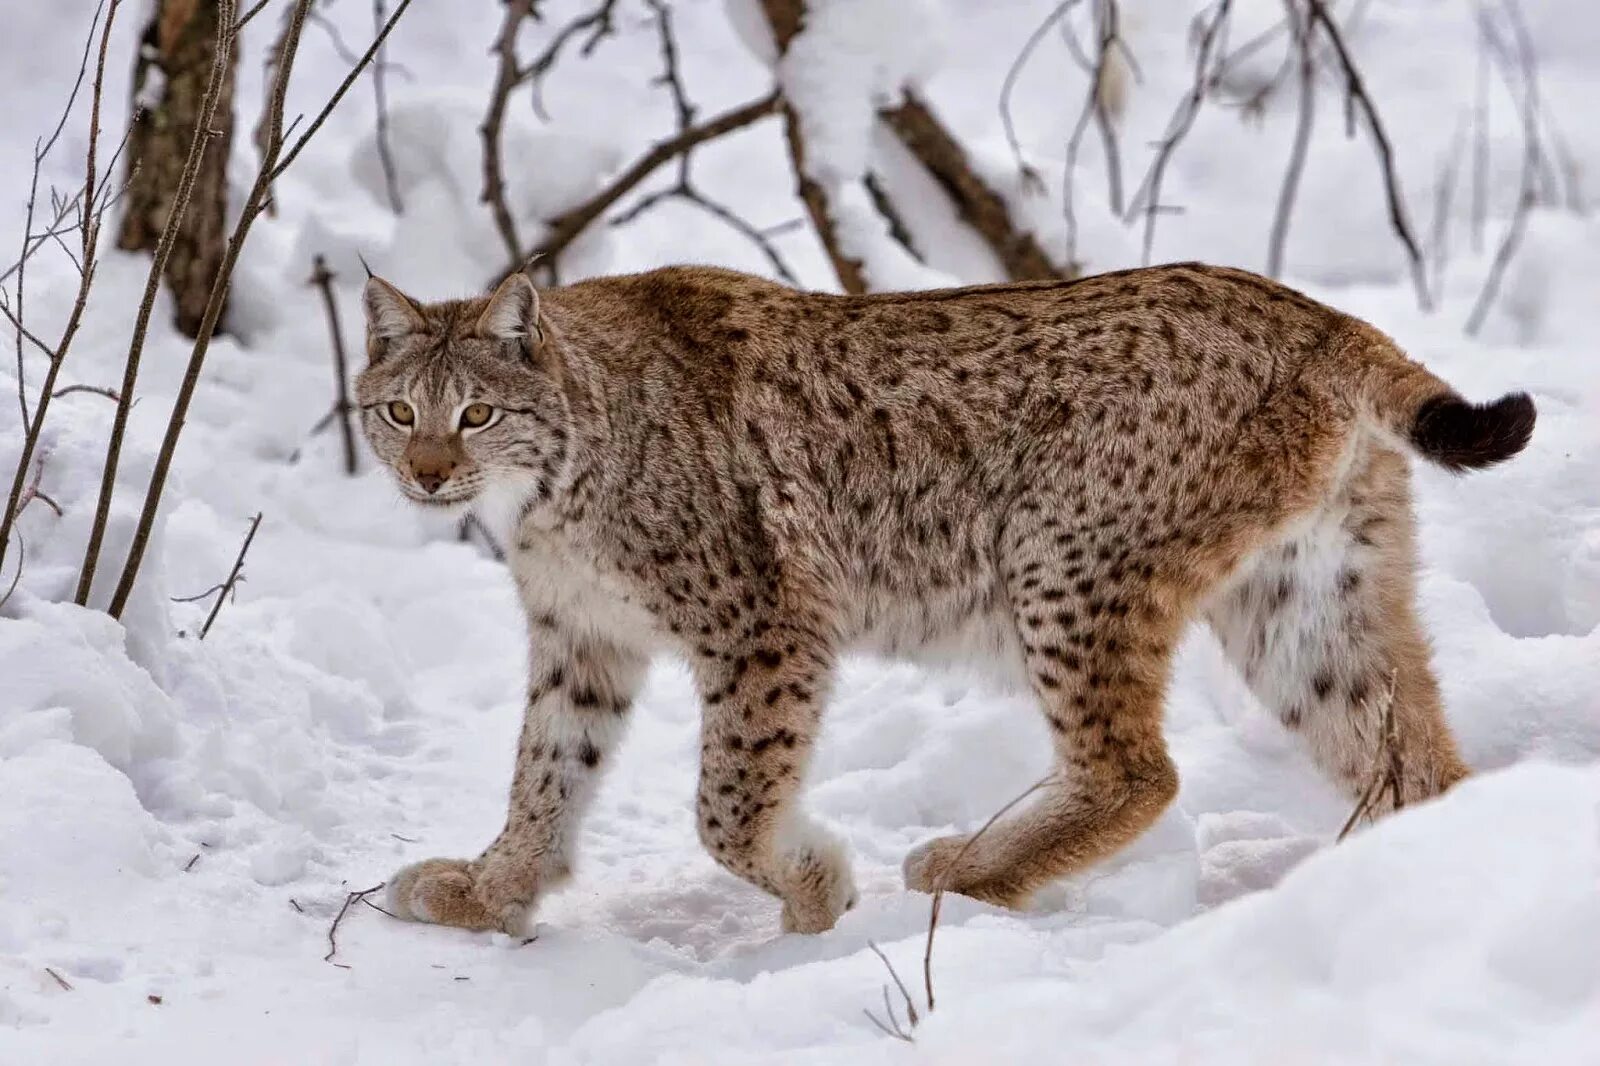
[460,402,495,430]
[386,400,414,427]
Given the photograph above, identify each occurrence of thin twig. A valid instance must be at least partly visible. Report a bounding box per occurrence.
[51,384,121,402]
[44,967,74,992]
[309,255,359,475]
[1265,0,1315,278]
[1466,0,1540,336]
[197,512,262,639]
[0,0,122,583]
[866,940,920,1039]
[999,0,1081,193]
[1337,672,1401,841]
[325,882,386,967]
[1125,0,1233,266]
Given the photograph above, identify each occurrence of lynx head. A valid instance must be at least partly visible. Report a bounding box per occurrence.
[355,272,572,510]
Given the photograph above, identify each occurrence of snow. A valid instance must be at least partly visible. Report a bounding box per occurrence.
[2,0,1598,1062]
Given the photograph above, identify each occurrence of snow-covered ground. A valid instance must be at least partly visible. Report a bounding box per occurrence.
[2,0,1597,1062]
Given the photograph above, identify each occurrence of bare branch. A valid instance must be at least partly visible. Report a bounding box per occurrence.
[516,92,782,280]
[480,0,537,267]
[1302,0,1432,310]
[107,0,415,617]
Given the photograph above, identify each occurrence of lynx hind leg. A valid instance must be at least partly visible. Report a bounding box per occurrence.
[905,507,1182,908]
[1206,442,1469,811]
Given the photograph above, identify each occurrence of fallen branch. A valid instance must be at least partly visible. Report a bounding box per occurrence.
[192,512,262,639]
[325,882,386,967]
[309,255,359,475]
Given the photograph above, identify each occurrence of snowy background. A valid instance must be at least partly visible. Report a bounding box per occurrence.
[2,0,1598,1062]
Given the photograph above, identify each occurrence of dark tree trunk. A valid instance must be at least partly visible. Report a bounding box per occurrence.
[117,0,237,338]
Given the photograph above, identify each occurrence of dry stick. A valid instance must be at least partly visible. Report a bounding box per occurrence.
[879,93,1065,281]
[44,967,74,992]
[74,0,231,607]
[0,0,122,580]
[1337,672,1401,841]
[1125,0,1233,267]
[325,882,386,967]
[1302,0,1431,310]
[923,775,1055,1014]
[999,0,1082,192]
[371,0,403,214]
[308,255,359,475]
[107,0,415,619]
[1265,0,1315,279]
[1465,0,1540,337]
[197,512,261,639]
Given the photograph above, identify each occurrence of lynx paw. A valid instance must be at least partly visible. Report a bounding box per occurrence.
[903,835,1022,909]
[387,857,535,935]
[777,835,858,934]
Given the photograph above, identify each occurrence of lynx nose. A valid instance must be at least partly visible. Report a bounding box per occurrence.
[410,459,455,494]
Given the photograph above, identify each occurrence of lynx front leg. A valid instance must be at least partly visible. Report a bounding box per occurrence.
[389,624,646,934]
[693,629,856,934]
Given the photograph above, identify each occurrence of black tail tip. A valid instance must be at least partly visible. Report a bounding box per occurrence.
[1410,391,1536,472]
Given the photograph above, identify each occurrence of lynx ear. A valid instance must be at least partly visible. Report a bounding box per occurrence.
[363,276,426,341]
[475,272,543,344]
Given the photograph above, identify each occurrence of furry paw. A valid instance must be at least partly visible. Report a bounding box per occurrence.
[903,834,1021,908]
[777,839,858,935]
[387,857,535,935]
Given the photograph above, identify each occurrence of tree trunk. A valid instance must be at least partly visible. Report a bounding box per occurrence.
[117,0,236,338]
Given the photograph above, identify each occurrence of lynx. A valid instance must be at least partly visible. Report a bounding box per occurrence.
[356,262,1534,936]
